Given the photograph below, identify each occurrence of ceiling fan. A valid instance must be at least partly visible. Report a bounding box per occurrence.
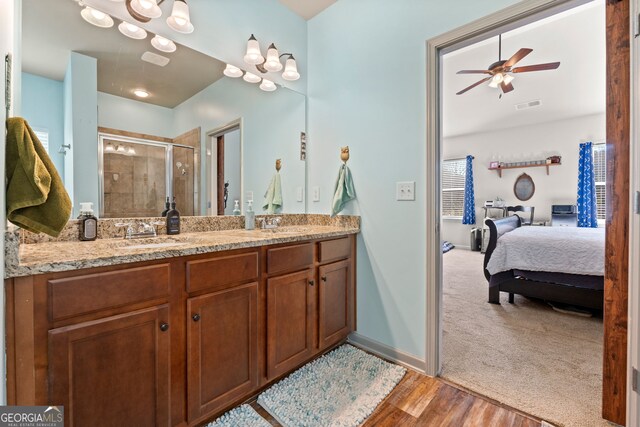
[456,35,560,96]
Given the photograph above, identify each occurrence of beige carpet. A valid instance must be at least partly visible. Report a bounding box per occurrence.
[441,248,611,427]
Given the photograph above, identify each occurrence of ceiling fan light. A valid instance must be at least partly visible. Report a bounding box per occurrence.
[282,55,300,81]
[81,6,114,28]
[503,74,514,85]
[131,0,162,19]
[264,44,283,72]
[223,64,243,78]
[259,79,277,92]
[167,0,194,34]
[118,21,148,39]
[244,34,264,65]
[243,72,261,84]
[151,35,177,52]
[492,73,504,84]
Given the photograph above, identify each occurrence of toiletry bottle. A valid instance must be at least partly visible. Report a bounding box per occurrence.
[166,197,180,235]
[161,197,170,217]
[78,202,98,241]
[232,200,241,215]
[245,200,255,230]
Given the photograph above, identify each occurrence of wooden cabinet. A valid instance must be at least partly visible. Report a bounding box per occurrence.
[7,234,356,427]
[49,305,171,427]
[266,269,315,379]
[187,282,259,422]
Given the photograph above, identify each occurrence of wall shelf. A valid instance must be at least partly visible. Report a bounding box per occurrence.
[489,162,561,178]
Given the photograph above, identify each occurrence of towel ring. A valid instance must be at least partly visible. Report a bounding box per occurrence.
[341,146,350,164]
[275,159,282,171]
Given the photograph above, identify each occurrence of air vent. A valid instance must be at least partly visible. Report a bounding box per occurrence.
[141,51,170,67]
[515,99,542,111]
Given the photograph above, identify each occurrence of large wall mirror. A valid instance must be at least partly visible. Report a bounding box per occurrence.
[20,0,307,218]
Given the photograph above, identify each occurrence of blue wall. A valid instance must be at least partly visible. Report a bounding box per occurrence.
[307,0,519,361]
[21,72,65,177]
[97,92,175,138]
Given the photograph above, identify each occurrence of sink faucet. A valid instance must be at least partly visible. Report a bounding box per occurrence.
[116,221,165,239]
[260,217,282,230]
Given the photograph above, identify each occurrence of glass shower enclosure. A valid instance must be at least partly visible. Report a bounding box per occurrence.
[99,134,197,218]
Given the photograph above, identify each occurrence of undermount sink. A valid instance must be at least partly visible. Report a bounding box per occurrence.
[122,242,187,250]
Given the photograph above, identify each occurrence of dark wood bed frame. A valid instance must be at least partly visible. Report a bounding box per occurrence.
[483,216,603,309]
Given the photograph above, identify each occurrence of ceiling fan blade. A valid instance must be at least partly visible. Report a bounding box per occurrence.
[511,62,561,73]
[504,48,533,68]
[456,76,492,95]
[501,81,514,93]
[456,70,492,75]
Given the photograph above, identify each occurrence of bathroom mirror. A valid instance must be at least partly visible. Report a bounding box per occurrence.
[20,0,307,218]
[514,173,535,201]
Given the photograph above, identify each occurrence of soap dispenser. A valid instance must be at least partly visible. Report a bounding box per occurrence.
[245,200,255,230]
[166,197,180,235]
[232,200,241,215]
[78,202,98,241]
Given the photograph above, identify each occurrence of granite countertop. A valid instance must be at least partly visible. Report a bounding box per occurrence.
[6,225,359,278]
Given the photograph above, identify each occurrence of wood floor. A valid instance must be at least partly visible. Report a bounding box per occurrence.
[249,370,541,427]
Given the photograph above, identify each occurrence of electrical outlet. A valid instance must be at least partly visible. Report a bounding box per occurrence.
[296,187,304,202]
[312,186,320,202]
[396,181,415,201]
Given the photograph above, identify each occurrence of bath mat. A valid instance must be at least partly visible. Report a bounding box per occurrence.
[206,404,271,427]
[257,344,406,427]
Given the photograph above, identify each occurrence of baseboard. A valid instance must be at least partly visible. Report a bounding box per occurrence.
[348,332,427,374]
[453,245,471,250]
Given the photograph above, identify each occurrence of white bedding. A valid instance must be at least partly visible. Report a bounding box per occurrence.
[486,226,605,276]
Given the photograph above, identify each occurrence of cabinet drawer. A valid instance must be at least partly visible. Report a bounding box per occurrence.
[318,237,351,263]
[49,264,171,322]
[186,252,259,293]
[267,243,313,275]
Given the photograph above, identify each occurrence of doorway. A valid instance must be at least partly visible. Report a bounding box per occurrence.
[426,0,631,425]
[207,121,242,216]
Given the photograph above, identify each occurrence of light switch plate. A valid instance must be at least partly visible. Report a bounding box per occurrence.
[245,191,254,202]
[396,181,416,201]
[312,186,320,202]
[296,187,304,202]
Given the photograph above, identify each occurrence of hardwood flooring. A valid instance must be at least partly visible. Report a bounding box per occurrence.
[249,370,541,427]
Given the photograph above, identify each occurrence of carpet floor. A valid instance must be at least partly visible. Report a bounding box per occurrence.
[441,248,610,427]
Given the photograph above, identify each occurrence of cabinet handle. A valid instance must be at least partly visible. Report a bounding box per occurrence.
[192,313,201,322]
[321,276,327,282]
[159,323,169,332]
[308,280,315,286]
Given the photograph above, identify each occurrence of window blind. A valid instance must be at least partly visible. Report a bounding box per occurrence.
[442,158,466,217]
[33,129,50,152]
[592,143,606,220]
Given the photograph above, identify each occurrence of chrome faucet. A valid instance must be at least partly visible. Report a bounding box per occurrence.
[116,221,165,239]
[260,217,282,230]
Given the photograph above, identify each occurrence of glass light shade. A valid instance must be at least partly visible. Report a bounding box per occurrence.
[131,0,162,19]
[116,145,127,153]
[166,0,194,34]
[128,147,137,156]
[223,64,243,78]
[244,35,264,65]
[503,74,515,85]
[151,35,177,53]
[105,143,115,152]
[282,56,300,81]
[243,72,261,84]
[264,44,283,72]
[118,22,147,39]
[259,79,277,92]
[81,7,114,28]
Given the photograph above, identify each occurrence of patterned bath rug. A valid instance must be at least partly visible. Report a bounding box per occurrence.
[206,404,271,427]
[257,344,406,427]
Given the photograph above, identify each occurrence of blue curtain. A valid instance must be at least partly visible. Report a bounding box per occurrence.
[577,142,598,228]
[462,155,476,225]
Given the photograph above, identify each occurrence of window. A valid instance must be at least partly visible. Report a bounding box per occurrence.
[593,143,606,221]
[33,129,50,152]
[442,158,466,218]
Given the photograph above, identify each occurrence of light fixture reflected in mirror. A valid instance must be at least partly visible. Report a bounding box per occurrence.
[282,55,300,81]
[127,147,137,156]
[259,79,277,92]
[223,64,243,78]
[116,145,127,154]
[243,72,261,84]
[118,21,148,39]
[81,6,114,28]
[131,0,162,19]
[134,89,150,98]
[243,35,301,82]
[105,143,115,153]
[151,35,177,53]
[167,0,194,34]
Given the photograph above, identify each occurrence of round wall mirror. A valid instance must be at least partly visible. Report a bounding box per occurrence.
[514,173,535,201]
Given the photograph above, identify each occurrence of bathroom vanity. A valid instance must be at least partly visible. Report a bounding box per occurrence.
[5,217,358,426]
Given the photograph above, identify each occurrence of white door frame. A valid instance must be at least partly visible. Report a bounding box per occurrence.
[206,119,243,216]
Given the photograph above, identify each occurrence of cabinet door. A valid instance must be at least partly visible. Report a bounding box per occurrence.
[267,269,314,379]
[318,260,352,350]
[49,305,170,427]
[187,282,259,422]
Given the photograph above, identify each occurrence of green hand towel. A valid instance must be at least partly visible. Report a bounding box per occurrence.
[263,172,283,214]
[6,118,72,237]
[331,164,356,217]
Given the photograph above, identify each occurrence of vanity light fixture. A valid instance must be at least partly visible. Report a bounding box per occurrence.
[119,21,148,39]
[127,147,137,156]
[105,143,116,153]
[259,79,277,92]
[243,35,301,81]
[131,0,162,19]
[223,64,243,78]
[116,145,127,154]
[134,89,150,98]
[243,72,261,84]
[264,44,283,72]
[167,0,194,34]
[244,35,264,65]
[80,6,114,28]
[151,35,177,53]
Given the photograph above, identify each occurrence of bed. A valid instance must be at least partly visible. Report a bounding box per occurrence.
[483,216,604,309]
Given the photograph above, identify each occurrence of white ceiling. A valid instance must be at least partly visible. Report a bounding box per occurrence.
[442,1,605,138]
[278,0,337,20]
